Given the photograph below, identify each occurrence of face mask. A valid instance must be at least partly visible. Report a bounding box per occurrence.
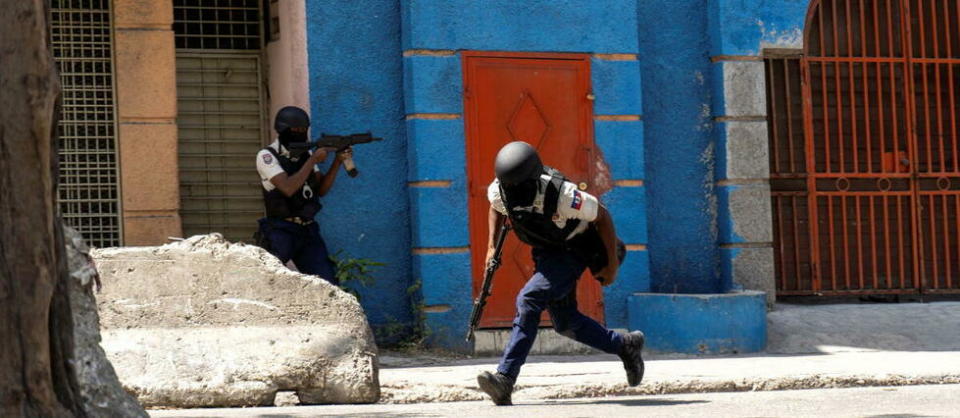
[279,129,307,146]
[502,179,539,207]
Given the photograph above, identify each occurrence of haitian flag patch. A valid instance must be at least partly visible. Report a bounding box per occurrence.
[571,190,583,210]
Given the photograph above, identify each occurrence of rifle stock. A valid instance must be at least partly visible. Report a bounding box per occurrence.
[466,222,511,342]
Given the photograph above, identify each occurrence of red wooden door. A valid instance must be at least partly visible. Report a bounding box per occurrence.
[462,51,604,328]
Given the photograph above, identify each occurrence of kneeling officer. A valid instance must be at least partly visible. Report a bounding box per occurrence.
[477,141,645,406]
[254,106,351,284]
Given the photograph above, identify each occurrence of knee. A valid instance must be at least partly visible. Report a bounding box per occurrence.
[515,295,544,321]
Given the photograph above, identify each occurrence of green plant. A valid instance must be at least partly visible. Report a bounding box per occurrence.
[328,250,384,301]
[373,279,431,350]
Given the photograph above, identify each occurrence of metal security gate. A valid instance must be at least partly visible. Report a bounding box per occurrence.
[773,0,960,295]
[50,0,123,248]
[174,0,267,242]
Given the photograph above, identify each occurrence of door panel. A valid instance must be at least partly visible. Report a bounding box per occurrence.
[463,52,604,327]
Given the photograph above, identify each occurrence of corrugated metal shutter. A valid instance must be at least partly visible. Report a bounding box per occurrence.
[50,0,123,248]
[174,0,266,243]
[176,53,265,242]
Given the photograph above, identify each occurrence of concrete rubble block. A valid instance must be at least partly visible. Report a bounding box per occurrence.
[92,234,380,408]
[64,226,149,417]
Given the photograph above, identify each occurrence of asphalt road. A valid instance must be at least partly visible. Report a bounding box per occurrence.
[151,384,960,417]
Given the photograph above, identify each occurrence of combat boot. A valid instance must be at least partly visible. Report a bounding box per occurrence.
[477,371,514,406]
[618,330,645,386]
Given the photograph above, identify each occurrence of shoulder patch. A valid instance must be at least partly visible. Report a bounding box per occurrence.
[571,190,583,210]
[261,152,274,165]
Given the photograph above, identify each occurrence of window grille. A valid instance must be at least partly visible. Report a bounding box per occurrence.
[50,0,122,248]
[173,0,263,50]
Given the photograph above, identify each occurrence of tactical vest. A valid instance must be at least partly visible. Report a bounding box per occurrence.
[500,167,582,249]
[501,167,618,273]
[261,147,322,220]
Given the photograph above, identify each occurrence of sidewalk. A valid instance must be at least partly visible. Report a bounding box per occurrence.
[379,301,960,403]
[379,351,960,403]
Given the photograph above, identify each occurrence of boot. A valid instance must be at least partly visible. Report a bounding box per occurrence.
[477,371,514,406]
[618,330,645,386]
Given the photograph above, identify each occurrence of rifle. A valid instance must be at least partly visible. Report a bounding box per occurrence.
[287,132,383,177]
[466,221,511,342]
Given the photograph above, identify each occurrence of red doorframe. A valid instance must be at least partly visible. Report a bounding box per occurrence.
[461,50,603,327]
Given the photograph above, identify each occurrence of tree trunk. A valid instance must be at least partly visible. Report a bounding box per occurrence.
[0,0,84,416]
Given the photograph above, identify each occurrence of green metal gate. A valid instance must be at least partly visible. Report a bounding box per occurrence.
[50,0,123,248]
[174,0,266,242]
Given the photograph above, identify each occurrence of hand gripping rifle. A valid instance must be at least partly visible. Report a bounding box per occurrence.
[288,132,383,177]
[466,221,511,342]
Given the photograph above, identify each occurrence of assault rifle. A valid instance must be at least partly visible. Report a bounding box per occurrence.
[287,132,383,177]
[466,221,511,342]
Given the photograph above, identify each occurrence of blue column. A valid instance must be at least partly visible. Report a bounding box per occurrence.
[305,1,413,332]
[638,0,721,293]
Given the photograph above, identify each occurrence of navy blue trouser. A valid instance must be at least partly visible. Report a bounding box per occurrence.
[497,246,624,380]
[257,218,337,285]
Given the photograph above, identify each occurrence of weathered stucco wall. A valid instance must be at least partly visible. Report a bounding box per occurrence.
[295,0,814,349]
[304,0,414,339]
[639,0,722,293]
[401,0,649,350]
[709,0,808,304]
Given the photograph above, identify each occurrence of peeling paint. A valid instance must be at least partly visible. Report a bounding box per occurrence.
[591,146,614,197]
[758,19,803,49]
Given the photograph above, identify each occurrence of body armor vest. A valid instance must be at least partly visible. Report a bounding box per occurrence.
[500,167,582,249]
[261,147,322,220]
[501,167,619,273]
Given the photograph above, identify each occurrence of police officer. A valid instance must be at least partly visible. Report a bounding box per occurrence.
[254,106,351,284]
[476,141,646,406]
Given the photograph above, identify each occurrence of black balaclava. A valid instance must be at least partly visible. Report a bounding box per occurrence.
[274,106,310,149]
[501,178,539,208]
[278,129,308,149]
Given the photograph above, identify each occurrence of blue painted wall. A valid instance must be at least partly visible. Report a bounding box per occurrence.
[402,0,649,345]
[709,0,808,56]
[300,0,813,349]
[304,0,413,336]
[639,1,722,293]
[628,291,767,353]
[402,0,639,53]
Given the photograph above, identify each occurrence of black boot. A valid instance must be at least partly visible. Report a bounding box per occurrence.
[477,371,514,406]
[618,330,645,386]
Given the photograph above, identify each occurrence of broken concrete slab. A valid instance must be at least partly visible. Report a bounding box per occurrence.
[64,226,148,417]
[92,234,379,408]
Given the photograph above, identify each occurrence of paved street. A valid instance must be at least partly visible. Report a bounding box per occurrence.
[151,384,960,417]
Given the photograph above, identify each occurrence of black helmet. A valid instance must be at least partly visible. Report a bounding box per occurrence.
[495,141,543,186]
[274,106,310,133]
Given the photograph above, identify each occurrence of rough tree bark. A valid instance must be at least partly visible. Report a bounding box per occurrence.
[0,1,84,416]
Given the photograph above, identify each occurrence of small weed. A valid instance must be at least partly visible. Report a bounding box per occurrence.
[328,250,384,302]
